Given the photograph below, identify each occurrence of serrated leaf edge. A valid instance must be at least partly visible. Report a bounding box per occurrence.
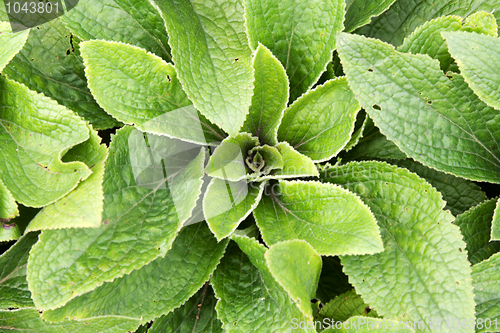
[338,32,500,184]
[264,239,320,320]
[203,179,266,242]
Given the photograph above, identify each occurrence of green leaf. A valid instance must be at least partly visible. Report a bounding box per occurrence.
[211,236,315,332]
[390,159,488,216]
[80,40,225,145]
[245,0,345,101]
[0,21,28,73]
[399,12,498,72]
[444,31,500,111]
[264,142,319,180]
[60,0,171,61]
[323,317,415,333]
[3,19,119,130]
[265,240,322,319]
[338,32,500,183]
[492,199,500,241]
[253,180,383,256]
[340,118,406,161]
[356,0,500,46]
[148,285,223,333]
[25,125,107,231]
[43,221,228,323]
[0,178,18,220]
[318,289,379,323]
[204,179,265,241]
[344,0,397,32]
[472,252,500,332]
[0,77,91,207]
[322,161,475,333]
[277,78,360,162]
[0,232,38,309]
[316,256,352,304]
[205,133,259,182]
[240,44,288,146]
[27,127,206,310]
[454,198,500,265]
[0,308,140,333]
[154,0,254,135]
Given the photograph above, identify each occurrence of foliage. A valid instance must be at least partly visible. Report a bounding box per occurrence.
[1,0,500,332]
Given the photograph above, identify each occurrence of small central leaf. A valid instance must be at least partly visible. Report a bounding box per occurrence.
[246,151,265,173]
[205,133,259,182]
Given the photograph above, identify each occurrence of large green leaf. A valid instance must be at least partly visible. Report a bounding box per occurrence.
[43,221,228,323]
[60,0,171,61]
[454,198,500,265]
[356,0,500,46]
[27,127,205,310]
[318,289,379,323]
[0,308,140,333]
[211,236,315,332]
[204,179,265,241]
[338,32,500,183]
[0,232,38,309]
[0,77,91,207]
[472,252,500,332]
[389,159,488,216]
[241,44,288,146]
[444,31,500,111]
[277,78,360,162]
[265,240,322,319]
[154,0,254,135]
[0,21,28,73]
[80,40,225,145]
[148,285,223,333]
[253,180,383,256]
[25,125,107,231]
[344,0,397,32]
[322,161,475,333]
[3,19,119,130]
[0,178,17,220]
[245,0,345,101]
[399,12,498,72]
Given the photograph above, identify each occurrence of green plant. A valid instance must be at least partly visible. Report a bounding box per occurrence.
[1,0,500,332]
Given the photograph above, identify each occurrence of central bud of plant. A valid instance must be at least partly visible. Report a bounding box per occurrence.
[245,150,265,173]
[204,132,317,186]
[244,145,284,177]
